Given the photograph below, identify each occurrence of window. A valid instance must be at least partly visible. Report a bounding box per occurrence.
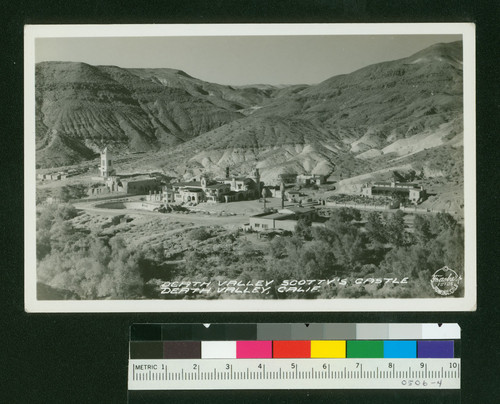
[254,223,260,228]
[262,224,269,229]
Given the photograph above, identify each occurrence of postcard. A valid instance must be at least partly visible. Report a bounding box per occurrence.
[24,23,476,312]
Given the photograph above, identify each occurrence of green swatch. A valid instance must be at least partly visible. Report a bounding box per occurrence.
[346,340,384,358]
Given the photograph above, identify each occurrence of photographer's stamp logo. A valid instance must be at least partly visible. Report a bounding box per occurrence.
[431,266,463,296]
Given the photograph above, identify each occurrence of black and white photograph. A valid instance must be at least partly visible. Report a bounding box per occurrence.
[24,24,476,312]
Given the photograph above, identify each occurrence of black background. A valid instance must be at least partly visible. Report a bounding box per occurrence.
[1,0,499,402]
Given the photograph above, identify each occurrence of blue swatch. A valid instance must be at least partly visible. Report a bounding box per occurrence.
[384,340,417,358]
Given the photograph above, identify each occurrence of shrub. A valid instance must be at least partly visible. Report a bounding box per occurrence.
[111,215,124,226]
[189,227,212,241]
[56,184,88,202]
[295,217,312,240]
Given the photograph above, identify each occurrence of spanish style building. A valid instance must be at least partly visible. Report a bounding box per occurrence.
[96,152,262,204]
[296,174,326,186]
[249,206,323,232]
[169,169,261,204]
[361,181,427,204]
[279,173,326,186]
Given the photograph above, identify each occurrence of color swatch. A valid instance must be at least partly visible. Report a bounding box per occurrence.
[310,340,346,358]
[383,341,417,358]
[347,340,384,358]
[417,340,454,358]
[201,341,236,358]
[237,341,272,358]
[163,341,200,359]
[273,341,310,358]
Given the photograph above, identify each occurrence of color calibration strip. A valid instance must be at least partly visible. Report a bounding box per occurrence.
[131,339,454,359]
[130,323,459,360]
[128,323,460,390]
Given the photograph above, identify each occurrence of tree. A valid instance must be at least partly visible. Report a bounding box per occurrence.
[108,252,143,299]
[347,234,370,266]
[337,207,361,223]
[299,240,337,278]
[56,184,88,202]
[37,203,80,258]
[49,220,77,252]
[365,212,387,244]
[385,211,406,246]
[36,227,52,260]
[312,216,367,270]
[183,250,208,276]
[55,204,79,221]
[380,244,430,279]
[430,212,458,234]
[441,225,464,274]
[295,217,312,240]
[106,236,143,298]
[413,215,432,244]
[311,226,336,245]
[268,236,288,258]
[427,224,464,273]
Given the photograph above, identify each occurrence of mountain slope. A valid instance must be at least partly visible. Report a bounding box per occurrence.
[35,62,267,167]
[35,41,463,179]
[251,41,463,152]
[155,41,463,182]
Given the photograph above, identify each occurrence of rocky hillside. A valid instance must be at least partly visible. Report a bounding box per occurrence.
[35,63,271,167]
[35,41,463,180]
[158,41,464,183]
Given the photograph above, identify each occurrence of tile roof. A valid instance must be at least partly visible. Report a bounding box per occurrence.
[206,183,230,189]
[174,181,202,187]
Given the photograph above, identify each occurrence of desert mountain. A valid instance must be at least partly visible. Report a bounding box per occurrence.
[35,62,271,167]
[157,41,463,183]
[35,41,463,182]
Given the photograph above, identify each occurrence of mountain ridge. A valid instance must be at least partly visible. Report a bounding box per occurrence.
[35,41,463,184]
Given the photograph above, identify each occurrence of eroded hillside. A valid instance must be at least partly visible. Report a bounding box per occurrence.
[35,41,463,184]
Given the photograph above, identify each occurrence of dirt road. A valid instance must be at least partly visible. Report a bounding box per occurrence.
[73,200,249,228]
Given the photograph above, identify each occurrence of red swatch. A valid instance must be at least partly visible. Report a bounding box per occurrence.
[273,340,311,358]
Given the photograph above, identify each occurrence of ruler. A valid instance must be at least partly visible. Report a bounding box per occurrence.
[129,358,460,390]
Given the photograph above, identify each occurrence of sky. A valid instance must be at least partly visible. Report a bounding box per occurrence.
[35,34,461,86]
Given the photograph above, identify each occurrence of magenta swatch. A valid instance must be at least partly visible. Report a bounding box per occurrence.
[236,341,272,358]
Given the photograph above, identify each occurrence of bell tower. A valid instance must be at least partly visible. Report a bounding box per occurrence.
[100,146,115,178]
[200,175,207,190]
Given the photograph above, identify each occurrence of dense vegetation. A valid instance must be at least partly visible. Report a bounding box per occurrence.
[37,204,143,299]
[36,204,464,300]
[36,184,88,205]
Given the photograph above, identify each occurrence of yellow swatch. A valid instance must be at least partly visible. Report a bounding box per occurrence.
[310,340,346,358]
